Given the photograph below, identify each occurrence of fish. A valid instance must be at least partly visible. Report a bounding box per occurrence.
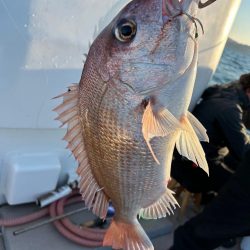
[54,0,209,249]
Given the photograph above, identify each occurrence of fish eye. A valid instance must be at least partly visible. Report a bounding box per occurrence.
[114,19,137,42]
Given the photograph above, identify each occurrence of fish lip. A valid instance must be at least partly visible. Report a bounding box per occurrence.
[161,0,195,25]
[162,0,190,24]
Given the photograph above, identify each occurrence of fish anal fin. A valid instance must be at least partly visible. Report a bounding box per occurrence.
[77,150,109,220]
[176,115,209,175]
[92,190,109,219]
[139,189,179,219]
[142,100,180,165]
[103,219,153,250]
[53,84,109,218]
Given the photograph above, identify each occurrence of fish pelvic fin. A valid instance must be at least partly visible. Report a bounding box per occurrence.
[142,100,181,165]
[53,84,109,219]
[139,188,179,219]
[176,113,209,175]
[187,111,209,142]
[103,219,153,250]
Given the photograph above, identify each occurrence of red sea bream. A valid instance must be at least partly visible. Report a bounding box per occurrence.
[54,0,209,249]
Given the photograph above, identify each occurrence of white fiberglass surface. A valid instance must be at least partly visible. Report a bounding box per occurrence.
[0,0,241,129]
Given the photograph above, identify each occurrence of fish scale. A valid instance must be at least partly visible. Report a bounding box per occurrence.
[83,78,161,212]
[104,102,165,212]
[54,0,209,249]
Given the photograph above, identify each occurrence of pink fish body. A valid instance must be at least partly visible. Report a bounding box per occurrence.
[54,0,209,249]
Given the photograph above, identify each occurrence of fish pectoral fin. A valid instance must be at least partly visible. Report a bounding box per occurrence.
[142,100,180,164]
[187,111,209,142]
[176,115,209,175]
[103,219,153,250]
[53,84,109,219]
[139,189,179,219]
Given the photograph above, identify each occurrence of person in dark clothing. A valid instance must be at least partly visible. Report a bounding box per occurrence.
[169,149,250,250]
[171,73,250,194]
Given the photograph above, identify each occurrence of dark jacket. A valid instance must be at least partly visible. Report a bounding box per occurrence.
[193,82,250,169]
[171,82,250,192]
[171,149,250,250]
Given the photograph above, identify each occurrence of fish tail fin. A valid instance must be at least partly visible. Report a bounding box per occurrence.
[103,219,153,250]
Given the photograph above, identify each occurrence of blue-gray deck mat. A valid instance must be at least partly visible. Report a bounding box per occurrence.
[0,201,241,250]
[0,203,174,250]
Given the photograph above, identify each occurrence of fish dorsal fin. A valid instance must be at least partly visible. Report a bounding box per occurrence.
[142,100,181,164]
[53,84,109,219]
[139,188,179,219]
[176,114,209,175]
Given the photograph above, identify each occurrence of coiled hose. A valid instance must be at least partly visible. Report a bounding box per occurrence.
[0,191,106,247]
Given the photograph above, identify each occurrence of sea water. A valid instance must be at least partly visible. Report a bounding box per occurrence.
[211,39,250,85]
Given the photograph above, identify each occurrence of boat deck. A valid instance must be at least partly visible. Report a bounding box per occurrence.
[0,201,241,250]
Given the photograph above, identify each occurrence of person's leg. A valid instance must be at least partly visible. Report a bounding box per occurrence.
[171,177,250,250]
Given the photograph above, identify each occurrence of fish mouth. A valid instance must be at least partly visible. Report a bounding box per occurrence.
[162,0,184,23]
[162,0,204,38]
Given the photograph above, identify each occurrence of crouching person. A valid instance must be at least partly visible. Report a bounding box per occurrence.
[169,149,250,250]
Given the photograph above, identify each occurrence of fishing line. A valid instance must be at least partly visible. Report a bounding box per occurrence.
[183,12,204,38]
[165,1,204,38]
[133,15,199,96]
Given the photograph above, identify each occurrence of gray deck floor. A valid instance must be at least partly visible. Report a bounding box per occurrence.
[0,202,241,250]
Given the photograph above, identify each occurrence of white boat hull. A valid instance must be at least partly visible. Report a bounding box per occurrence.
[0,0,241,204]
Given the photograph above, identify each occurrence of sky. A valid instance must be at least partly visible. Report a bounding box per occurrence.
[229,0,250,45]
